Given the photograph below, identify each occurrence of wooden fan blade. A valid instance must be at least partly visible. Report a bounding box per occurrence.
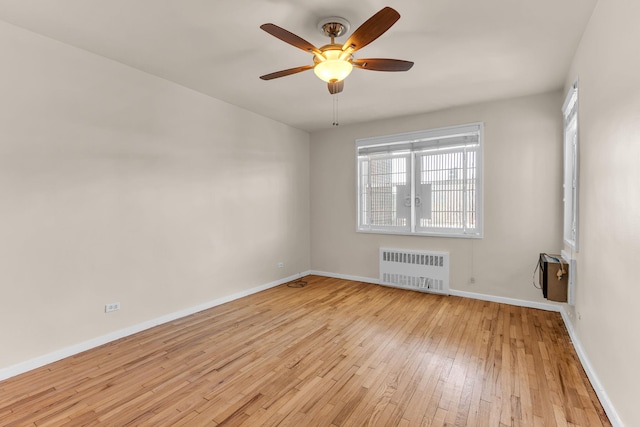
[260,65,313,80]
[260,23,322,56]
[342,7,400,52]
[352,58,414,71]
[328,80,344,94]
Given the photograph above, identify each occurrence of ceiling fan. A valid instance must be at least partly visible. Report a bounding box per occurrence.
[259,6,413,94]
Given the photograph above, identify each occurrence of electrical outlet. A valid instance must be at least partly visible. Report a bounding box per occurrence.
[105,302,121,313]
[277,262,284,268]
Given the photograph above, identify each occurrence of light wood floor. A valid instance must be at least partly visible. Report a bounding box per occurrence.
[0,276,610,426]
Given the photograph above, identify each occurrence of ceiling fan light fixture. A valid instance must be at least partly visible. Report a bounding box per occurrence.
[313,50,353,83]
[260,7,413,94]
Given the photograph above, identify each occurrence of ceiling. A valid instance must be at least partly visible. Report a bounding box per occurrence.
[0,0,598,132]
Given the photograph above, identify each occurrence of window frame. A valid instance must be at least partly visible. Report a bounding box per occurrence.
[356,122,484,238]
[562,82,579,250]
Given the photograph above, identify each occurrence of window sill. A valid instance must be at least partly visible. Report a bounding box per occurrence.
[356,228,483,239]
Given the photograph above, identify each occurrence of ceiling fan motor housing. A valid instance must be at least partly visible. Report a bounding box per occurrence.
[317,17,351,38]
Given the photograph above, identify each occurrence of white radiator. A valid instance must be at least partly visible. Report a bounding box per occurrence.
[379,248,450,295]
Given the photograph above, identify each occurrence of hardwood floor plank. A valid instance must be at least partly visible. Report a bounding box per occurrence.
[0,276,611,426]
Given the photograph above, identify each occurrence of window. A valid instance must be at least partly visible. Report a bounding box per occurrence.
[562,82,579,250]
[356,123,483,238]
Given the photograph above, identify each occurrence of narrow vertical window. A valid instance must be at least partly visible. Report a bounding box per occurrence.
[562,83,579,250]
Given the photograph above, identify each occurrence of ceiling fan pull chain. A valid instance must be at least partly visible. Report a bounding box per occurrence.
[333,93,339,126]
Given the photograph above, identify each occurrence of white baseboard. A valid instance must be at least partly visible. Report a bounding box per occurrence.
[0,271,309,382]
[559,308,623,427]
[0,270,623,426]
[308,270,379,285]
[310,271,622,426]
[448,289,563,312]
[309,271,562,312]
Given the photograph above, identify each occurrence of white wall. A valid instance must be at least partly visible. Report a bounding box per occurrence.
[0,21,310,370]
[2,3,637,422]
[310,92,563,302]
[563,0,640,424]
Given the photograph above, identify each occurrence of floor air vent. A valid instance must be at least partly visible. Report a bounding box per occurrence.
[379,248,450,295]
